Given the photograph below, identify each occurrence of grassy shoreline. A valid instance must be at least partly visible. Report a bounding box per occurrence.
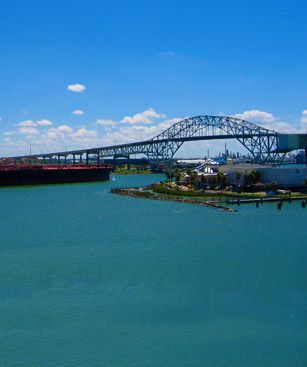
[110,180,307,211]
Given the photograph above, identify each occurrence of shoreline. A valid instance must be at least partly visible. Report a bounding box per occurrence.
[110,182,307,212]
[110,187,236,212]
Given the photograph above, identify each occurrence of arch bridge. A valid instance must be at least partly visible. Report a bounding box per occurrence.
[11,115,307,164]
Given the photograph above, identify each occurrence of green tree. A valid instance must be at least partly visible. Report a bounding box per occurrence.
[185,170,198,186]
[217,172,228,188]
[243,172,249,186]
[186,169,192,178]
[265,181,278,193]
[235,171,242,186]
[254,170,261,183]
[174,168,181,183]
[244,171,259,186]
[210,175,217,188]
[271,181,278,192]
[201,174,207,188]
[216,172,224,187]
[164,168,174,182]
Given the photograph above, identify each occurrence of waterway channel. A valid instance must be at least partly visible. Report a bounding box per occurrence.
[0,174,306,366]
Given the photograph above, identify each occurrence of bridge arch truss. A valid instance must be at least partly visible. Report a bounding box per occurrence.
[12,115,286,164]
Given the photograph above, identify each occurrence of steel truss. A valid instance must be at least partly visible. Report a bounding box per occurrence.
[12,115,285,164]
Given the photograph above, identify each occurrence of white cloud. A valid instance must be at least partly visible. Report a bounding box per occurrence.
[45,130,58,140]
[121,108,166,124]
[1,122,102,156]
[158,118,182,130]
[301,110,307,124]
[67,83,86,92]
[72,128,97,138]
[36,119,53,126]
[4,131,17,136]
[233,109,297,133]
[18,126,40,136]
[43,125,74,141]
[17,120,37,127]
[73,110,84,115]
[96,119,117,126]
[55,125,74,133]
[102,117,183,146]
[233,110,276,122]
[261,121,297,133]
[42,125,97,144]
[16,119,53,127]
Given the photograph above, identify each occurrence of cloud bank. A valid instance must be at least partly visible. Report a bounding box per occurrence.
[121,108,166,124]
[233,109,297,133]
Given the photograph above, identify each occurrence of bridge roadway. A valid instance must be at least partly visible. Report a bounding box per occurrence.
[9,115,307,164]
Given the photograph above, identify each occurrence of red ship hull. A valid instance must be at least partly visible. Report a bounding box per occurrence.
[0,164,112,186]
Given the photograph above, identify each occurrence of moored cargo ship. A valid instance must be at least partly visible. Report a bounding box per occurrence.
[0,164,112,186]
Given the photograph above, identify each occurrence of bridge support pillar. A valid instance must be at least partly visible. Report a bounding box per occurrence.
[305,149,307,167]
[97,153,100,165]
[73,154,76,164]
[79,154,83,164]
[86,152,89,165]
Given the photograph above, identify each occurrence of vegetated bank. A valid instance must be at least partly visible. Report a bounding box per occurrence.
[110,165,307,212]
[110,185,236,212]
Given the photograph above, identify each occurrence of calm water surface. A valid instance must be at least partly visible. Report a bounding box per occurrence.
[0,174,306,366]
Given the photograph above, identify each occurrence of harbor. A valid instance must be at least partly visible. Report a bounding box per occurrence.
[2,1,307,365]
[1,173,306,366]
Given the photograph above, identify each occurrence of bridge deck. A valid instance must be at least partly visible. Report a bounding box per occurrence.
[5,115,307,164]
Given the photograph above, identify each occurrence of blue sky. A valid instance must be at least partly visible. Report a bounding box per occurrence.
[1,0,307,157]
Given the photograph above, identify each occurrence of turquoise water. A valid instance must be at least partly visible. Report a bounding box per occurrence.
[0,174,306,367]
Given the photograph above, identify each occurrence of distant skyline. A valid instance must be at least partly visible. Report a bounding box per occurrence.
[1,0,306,157]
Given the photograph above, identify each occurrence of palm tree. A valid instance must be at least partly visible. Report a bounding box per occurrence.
[216,172,224,187]
[217,172,228,189]
[191,171,198,186]
[185,169,192,185]
[254,171,261,183]
[164,168,174,182]
[271,181,278,192]
[235,171,242,186]
[175,168,181,184]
